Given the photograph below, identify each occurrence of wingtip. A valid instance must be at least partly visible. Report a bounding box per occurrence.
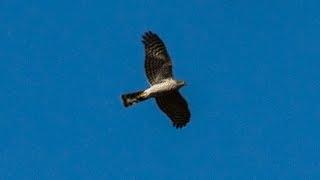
[173,122,189,129]
[142,30,157,39]
[141,31,162,46]
[144,30,154,35]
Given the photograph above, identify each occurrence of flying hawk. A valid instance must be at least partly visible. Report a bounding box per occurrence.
[121,31,190,128]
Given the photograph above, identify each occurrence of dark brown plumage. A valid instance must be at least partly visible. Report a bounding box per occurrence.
[155,91,190,128]
[142,31,173,85]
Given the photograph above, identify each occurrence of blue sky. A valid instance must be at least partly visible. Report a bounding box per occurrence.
[1,0,320,179]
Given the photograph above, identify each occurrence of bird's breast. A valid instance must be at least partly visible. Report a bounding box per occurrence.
[145,80,178,97]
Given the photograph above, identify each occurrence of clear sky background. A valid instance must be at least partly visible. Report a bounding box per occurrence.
[1,0,320,179]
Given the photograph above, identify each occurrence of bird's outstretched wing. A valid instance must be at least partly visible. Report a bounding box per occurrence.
[155,91,190,128]
[142,31,173,85]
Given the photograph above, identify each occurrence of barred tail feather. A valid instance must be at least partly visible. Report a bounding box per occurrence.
[121,90,147,107]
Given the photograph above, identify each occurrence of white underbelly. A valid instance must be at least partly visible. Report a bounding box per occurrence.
[144,80,177,97]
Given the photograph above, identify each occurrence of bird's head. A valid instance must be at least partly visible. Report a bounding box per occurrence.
[176,80,186,88]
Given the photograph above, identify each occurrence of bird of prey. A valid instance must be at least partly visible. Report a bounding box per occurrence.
[121,31,190,128]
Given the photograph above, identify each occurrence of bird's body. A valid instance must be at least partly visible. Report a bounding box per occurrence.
[144,78,184,97]
[122,78,184,107]
[121,31,190,128]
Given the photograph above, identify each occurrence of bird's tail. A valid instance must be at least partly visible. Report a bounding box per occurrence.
[121,90,148,107]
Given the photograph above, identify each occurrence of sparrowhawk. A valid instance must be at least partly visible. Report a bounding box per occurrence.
[121,31,190,128]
